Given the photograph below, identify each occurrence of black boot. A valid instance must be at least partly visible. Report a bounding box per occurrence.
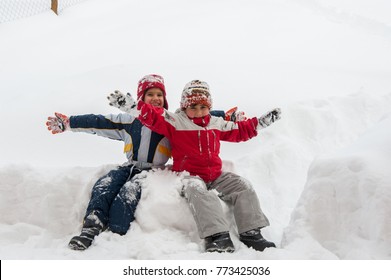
[239,228,276,251]
[68,213,104,250]
[205,232,235,253]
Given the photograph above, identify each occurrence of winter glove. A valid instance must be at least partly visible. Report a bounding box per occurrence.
[225,106,247,122]
[46,112,70,134]
[137,99,152,120]
[107,90,138,116]
[258,108,281,129]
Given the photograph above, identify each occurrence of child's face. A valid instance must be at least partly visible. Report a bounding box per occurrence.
[144,88,165,107]
[185,104,210,118]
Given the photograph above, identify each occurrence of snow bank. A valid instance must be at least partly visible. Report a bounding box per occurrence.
[1,92,390,259]
[282,115,391,259]
[1,0,391,262]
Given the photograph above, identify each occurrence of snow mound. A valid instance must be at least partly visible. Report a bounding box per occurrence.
[282,116,391,259]
[1,92,391,259]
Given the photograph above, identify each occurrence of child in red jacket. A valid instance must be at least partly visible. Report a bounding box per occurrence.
[137,80,281,252]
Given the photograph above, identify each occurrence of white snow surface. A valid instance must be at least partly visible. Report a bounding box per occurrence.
[1,0,391,260]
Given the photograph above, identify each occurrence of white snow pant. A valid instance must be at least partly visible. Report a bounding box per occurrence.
[181,172,270,239]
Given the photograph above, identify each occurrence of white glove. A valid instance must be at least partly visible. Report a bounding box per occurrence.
[107,90,138,116]
[46,112,70,134]
[258,108,281,129]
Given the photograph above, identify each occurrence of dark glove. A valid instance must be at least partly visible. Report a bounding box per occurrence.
[258,108,281,129]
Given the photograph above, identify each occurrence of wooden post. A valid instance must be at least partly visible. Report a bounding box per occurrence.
[51,0,58,15]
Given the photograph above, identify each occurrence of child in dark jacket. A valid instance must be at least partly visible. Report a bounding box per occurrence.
[46,74,170,250]
[136,80,281,252]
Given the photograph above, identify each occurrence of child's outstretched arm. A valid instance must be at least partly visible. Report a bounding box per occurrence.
[219,108,281,142]
[46,112,70,134]
[46,111,134,142]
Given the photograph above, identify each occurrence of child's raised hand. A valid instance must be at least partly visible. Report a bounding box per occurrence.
[46,112,70,134]
[225,107,248,122]
[258,108,281,129]
[107,90,138,116]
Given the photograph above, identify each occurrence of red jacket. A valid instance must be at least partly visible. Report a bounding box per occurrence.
[138,101,259,182]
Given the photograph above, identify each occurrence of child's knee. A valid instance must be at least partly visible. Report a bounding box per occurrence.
[181,176,208,197]
[108,223,129,235]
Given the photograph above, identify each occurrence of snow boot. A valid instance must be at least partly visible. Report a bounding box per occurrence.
[68,213,104,250]
[239,228,276,251]
[205,232,235,253]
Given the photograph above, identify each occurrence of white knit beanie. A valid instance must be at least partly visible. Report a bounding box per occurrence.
[180,80,212,109]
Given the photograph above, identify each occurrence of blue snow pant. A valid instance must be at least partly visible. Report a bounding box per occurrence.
[84,165,143,235]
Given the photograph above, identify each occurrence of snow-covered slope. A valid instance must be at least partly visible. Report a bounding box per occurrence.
[1,92,390,260]
[0,0,390,261]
